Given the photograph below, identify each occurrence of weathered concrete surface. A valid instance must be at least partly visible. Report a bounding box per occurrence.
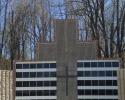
[0,70,13,100]
[36,19,97,100]
[36,43,57,61]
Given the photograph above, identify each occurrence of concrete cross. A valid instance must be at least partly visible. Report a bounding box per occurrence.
[36,19,97,100]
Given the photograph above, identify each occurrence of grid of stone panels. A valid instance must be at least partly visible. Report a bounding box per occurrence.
[15,61,57,100]
[77,60,119,100]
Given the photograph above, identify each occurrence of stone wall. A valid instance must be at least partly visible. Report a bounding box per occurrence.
[118,68,125,100]
[0,70,13,100]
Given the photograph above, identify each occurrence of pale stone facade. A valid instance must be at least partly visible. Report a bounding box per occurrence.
[118,68,125,100]
[0,70,13,100]
[118,51,125,100]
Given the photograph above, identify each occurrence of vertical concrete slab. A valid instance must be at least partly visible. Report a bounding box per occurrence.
[54,19,77,100]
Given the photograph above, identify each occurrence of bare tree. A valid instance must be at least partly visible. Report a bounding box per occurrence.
[64,0,125,58]
[0,0,9,58]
